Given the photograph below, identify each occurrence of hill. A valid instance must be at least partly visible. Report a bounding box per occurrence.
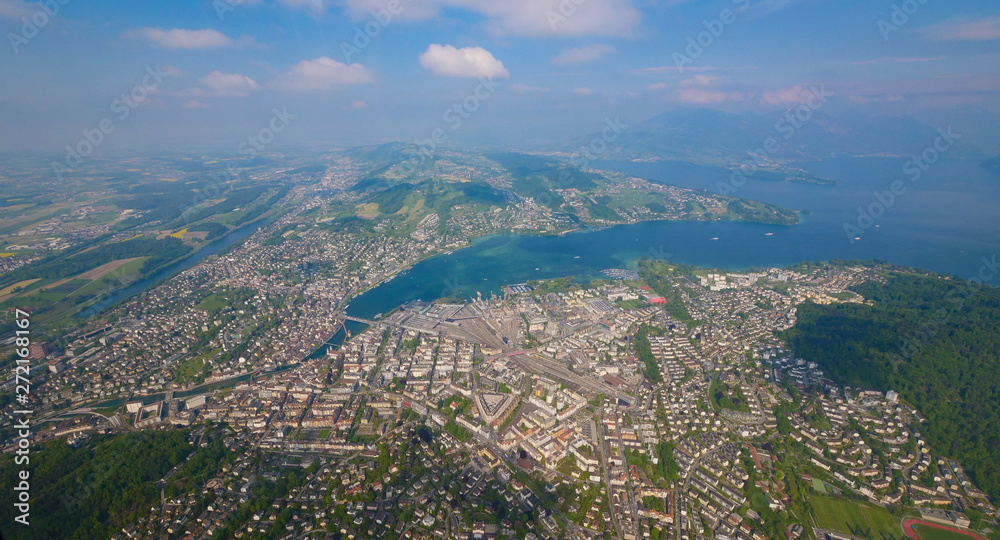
[781,270,1000,502]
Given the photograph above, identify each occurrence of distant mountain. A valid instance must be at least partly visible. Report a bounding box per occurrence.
[565,108,972,166]
[340,147,799,227]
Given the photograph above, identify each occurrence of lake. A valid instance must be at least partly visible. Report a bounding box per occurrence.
[346,157,1000,320]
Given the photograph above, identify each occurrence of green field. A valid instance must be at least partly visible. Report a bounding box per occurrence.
[75,257,147,293]
[174,357,205,384]
[811,494,903,539]
[43,278,90,294]
[615,299,648,309]
[197,292,228,313]
[912,524,982,540]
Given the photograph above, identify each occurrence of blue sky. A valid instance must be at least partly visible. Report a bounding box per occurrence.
[2,0,999,153]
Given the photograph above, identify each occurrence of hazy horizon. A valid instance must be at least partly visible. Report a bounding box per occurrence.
[3,0,1000,156]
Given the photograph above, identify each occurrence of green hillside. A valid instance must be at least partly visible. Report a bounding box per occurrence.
[782,270,1000,502]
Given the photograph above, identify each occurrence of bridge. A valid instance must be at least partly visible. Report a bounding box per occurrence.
[342,315,383,325]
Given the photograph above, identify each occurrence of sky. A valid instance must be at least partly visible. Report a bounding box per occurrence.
[2,0,999,155]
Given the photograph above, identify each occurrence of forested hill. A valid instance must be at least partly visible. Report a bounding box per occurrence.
[781,271,1000,503]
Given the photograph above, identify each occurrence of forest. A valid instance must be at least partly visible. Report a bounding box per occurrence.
[781,271,1000,502]
[634,323,664,384]
[0,430,202,539]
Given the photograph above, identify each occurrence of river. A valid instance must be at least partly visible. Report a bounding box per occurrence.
[75,216,275,318]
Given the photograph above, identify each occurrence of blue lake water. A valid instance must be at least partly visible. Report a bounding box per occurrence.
[346,157,1000,319]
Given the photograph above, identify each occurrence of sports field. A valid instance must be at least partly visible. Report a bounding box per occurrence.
[811,494,903,539]
[902,519,986,540]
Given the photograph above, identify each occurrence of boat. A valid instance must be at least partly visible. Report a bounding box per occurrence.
[765,232,774,236]
[711,237,719,241]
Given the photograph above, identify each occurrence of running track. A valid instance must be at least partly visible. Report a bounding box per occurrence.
[902,519,987,540]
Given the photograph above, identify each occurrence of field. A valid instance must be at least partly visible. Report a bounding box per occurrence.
[0,256,150,332]
[196,292,228,313]
[76,256,144,279]
[0,278,40,298]
[174,357,205,384]
[913,526,977,540]
[903,520,989,540]
[615,299,647,309]
[42,278,89,294]
[811,494,903,539]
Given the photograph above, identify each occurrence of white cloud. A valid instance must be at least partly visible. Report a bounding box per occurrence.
[674,75,744,103]
[925,16,1000,41]
[680,75,722,87]
[276,0,327,13]
[573,87,593,95]
[270,57,374,91]
[552,44,616,65]
[183,100,210,109]
[197,71,260,97]
[853,56,944,65]
[161,65,184,78]
[341,0,641,37]
[647,82,668,92]
[123,28,235,49]
[741,0,813,20]
[419,44,509,79]
[0,0,34,19]
[633,65,719,75]
[761,84,815,105]
[352,100,367,109]
[677,88,730,104]
[509,84,551,93]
